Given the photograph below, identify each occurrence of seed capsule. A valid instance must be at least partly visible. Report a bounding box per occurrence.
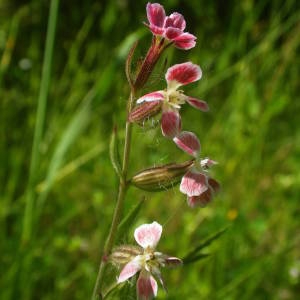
[131,160,194,191]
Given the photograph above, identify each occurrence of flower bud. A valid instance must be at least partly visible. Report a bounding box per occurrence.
[129,100,162,123]
[111,245,142,265]
[131,160,194,191]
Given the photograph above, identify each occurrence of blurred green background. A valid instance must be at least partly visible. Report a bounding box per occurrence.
[1,0,299,299]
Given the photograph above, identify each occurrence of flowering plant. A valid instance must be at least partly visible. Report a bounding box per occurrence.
[91,3,222,299]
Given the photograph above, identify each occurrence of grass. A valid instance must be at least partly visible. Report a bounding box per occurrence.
[0,0,299,299]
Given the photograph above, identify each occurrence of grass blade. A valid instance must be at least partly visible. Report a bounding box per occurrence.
[22,0,60,244]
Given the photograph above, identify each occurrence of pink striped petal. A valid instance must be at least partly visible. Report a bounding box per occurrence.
[187,178,220,207]
[134,221,162,249]
[136,91,165,104]
[164,27,182,40]
[137,272,158,300]
[146,3,166,28]
[173,131,200,157]
[118,258,142,283]
[186,97,209,112]
[173,33,197,50]
[187,188,212,208]
[208,178,221,193]
[180,171,208,197]
[161,110,181,138]
[166,62,201,88]
[165,12,186,31]
[148,24,165,35]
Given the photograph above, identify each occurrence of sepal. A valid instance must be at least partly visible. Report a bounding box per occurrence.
[129,101,162,124]
[131,160,194,191]
[111,245,143,265]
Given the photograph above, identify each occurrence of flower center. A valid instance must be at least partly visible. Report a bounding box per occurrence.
[164,89,185,109]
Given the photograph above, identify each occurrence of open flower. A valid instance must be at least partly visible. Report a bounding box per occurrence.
[134,3,197,90]
[135,62,208,138]
[116,222,182,299]
[146,2,196,50]
[173,131,220,207]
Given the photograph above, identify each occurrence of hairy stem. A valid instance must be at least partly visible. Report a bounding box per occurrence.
[92,36,168,299]
[92,91,135,300]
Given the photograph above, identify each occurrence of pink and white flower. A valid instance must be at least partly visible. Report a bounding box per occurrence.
[117,221,182,299]
[172,131,220,207]
[145,2,197,50]
[136,62,208,138]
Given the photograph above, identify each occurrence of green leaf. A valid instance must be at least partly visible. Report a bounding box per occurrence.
[183,227,228,263]
[117,199,144,242]
[125,40,138,91]
[36,89,96,216]
[109,126,122,178]
[183,253,211,265]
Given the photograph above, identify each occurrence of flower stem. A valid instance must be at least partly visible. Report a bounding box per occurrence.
[91,91,135,300]
[92,35,168,299]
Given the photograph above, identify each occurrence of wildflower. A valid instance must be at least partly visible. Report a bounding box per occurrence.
[146,3,196,50]
[134,62,208,138]
[134,3,196,90]
[173,131,220,207]
[116,222,182,299]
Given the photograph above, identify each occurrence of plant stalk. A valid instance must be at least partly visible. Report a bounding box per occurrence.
[92,35,167,299]
[92,91,135,300]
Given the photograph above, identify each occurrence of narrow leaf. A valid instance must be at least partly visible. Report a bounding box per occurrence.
[109,126,122,178]
[183,227,228,262]
[36,89,95,216]
[125,40,138,91]
[117,198,144,242]
[183,253,211,265]
[103,282,119,299]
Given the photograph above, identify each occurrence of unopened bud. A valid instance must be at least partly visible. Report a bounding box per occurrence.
[111,245,142,265]
[200,158,218,170]
[155,252,183,267]
[131,160,194,191]
[129,101,162,123]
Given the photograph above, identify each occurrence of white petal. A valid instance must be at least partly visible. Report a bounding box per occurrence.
[117,257,142,283]
[134,221,162,249]
[136,91,165,104]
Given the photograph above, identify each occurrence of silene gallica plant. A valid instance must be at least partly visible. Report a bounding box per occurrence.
[92,3,222,299]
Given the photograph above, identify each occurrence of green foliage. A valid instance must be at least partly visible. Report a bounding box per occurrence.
[117,199,144,243]
[0,0,299,299]
[109,126,122,178]
[183,227,228,264]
